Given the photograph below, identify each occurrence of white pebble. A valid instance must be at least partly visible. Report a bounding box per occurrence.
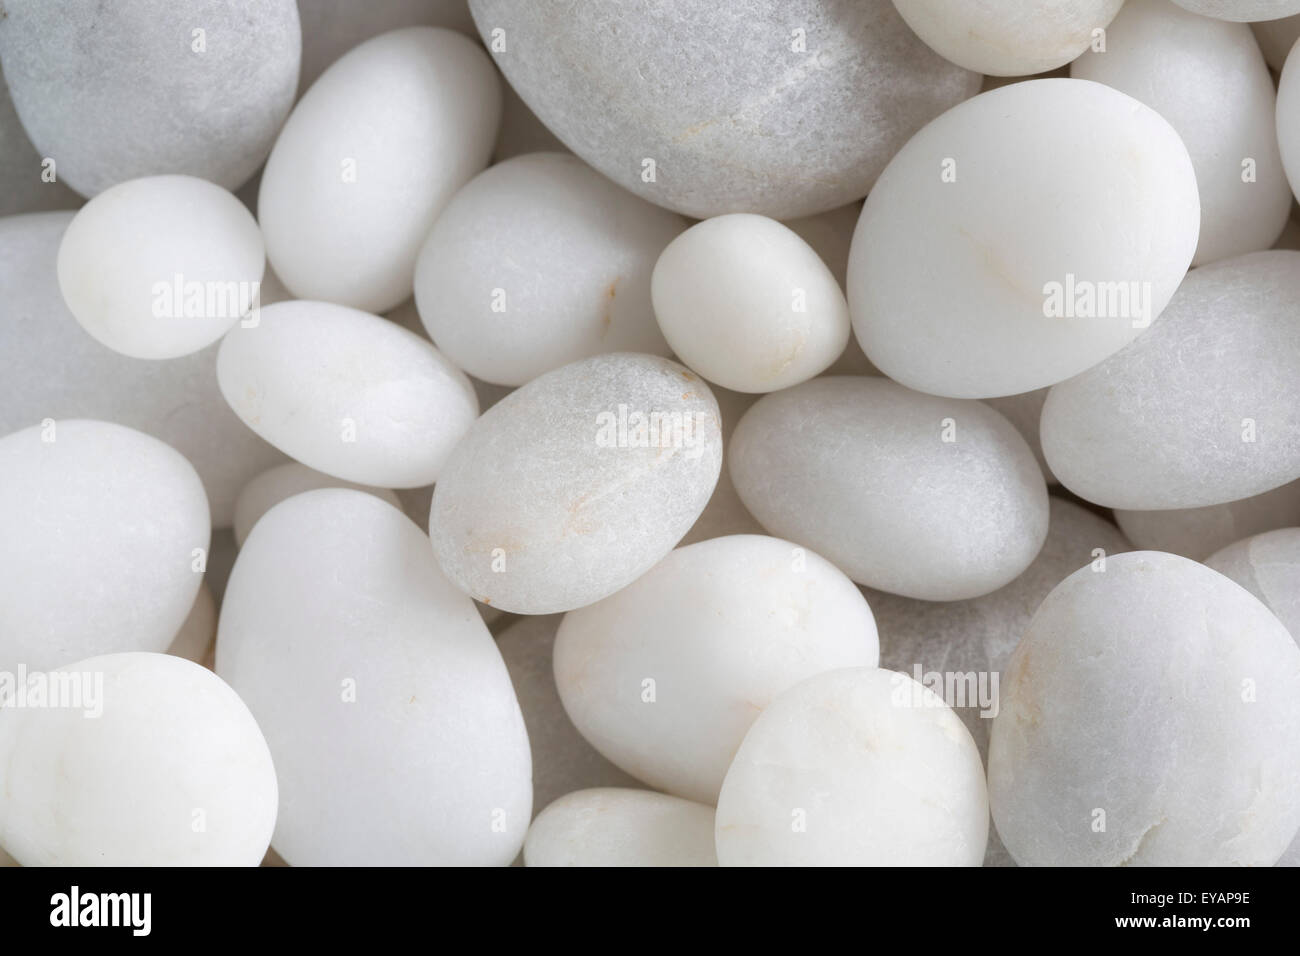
[525,789,717,867]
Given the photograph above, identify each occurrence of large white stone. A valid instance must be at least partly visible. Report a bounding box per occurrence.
[525,789,717,867]
[1114,480,1300,560]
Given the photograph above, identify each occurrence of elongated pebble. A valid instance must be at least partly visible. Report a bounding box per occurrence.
[525,789,717,867]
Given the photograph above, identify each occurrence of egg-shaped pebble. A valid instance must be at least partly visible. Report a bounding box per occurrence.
[729,377,1048,601]
[232,462,402,547]
[0,211,285,526]
[848,78,1200,399]
[891,0,1124,76]
[989,551,1300,866]
[1173,0,1300,21]
[715,668,988,866]
[414,152,684,386]
[1042,251,1300,510]
[1114,480,1300,560]
[167,583,217,665]
[0,653,277,866]
[259,27,499,313]
[651,215,850,393]
[429,353,722,614]
[0,0,300,197]
[0,420,209,673]
[1205,529,1300,638]
[217,489,531,866]
[217,300,478,488]
[57,176,264,359]
[468,0,978,219]
[555,534,879,804]
[1072,0,1289,265]
[525,789,717,867]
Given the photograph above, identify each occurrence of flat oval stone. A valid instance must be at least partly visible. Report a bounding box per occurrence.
[989,551,1300,866]
[217,489,531,866]
[525,789,717,867]
[1114,480,1300,560]
[848,78,1200,398]
[554,534,879,804]
[218,300,478,488]
[468,0,978,219]
[1042,251,1300,509]
[0,419,209,673]
[729,376,1048,600]
[429,353,722,614]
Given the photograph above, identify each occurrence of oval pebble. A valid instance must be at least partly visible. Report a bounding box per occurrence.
[729,377,1048,601]
[1205,528,1300,639]
[429,353,722,614]
[217,489,531,866]
[848,78,1200,398]
[1042,251,1300,510]
[525,789,717,867]
[1072,0,1289,265]
[0,419,209,673]
[651,214,850,393]
[217,300,478,488]
[259,27,500,313]
[1114,480,1300,561]
[468,0,978,219]
[989,551,1300,866]
[232,462,402,547]
[715,668,988,866]
[414,152,684,386]
[0,652,277,866]
[57,175,264,359]
[0,0,300,197]
[555,534,879,805]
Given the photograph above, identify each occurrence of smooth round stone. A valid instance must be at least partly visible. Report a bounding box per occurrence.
[1173,0,1300,21]
[983,389,1055,485]
[1042,251,1300,510]
[715,668,988,866]
[1206,529,1300,638]
[233,462,402,547]
[217,489,531,866]
[1072,0,1289,266]
[259,27,499,313]
[0,420,209,673]
[848,78,1199,399]
[167,583,217,665]
[891,0,1124,76]
[555,534,879,805]
[496,615,639,816]
[0,212,285,526]
[218,300,478,488]
[729,377,1048,601]
[57,176,264,359]
[0,73,81,216]
[429,353,722,614]
[414,152,684,386]
[0,652,277,866]
[989,551,1300,866]
[1252,14,1300,69]
[1114,480,1300,560]
[0,0,299,197]
[651,215,850,393]
[525,789,717,867]
[468,0,978,219]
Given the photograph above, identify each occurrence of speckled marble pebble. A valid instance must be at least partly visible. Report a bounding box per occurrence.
[1042,251,1300,510]
[415,152,684,386]
[0,652,277,866]
[232,462,402,548]
[0,419,209,674]
[469,0,979,219]
[729,376,1049,601]
[555,534,879,805]
[0,0,300,197]
[525,789,717,867]
[715,668,988,866]
[429,353,722,614]
[217,489,531,866]
[1114,480,1300,560]
[989,551,1300,866]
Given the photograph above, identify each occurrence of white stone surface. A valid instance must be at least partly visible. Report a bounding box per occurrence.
[232,462,402,547]
[429,353,722,614]
[715,668,988,866]
[989,551,1300,866]
[729,377,1048,601]
[555,534,879,805]
[1114,480,1300,560]
[525,789,717,867]
[217,489,530,866]
[848,78,1200,398]
[0,652,277,866]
